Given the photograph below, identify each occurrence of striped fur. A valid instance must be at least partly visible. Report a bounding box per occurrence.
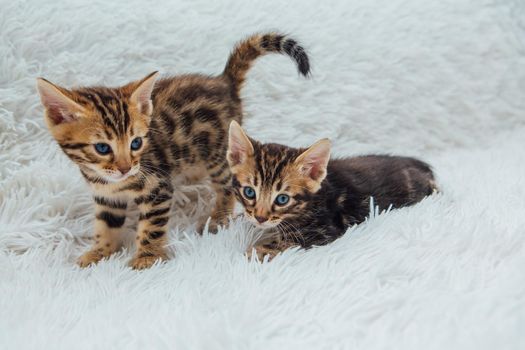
[224,33,310,95]
[36,33,310,269]
[227,123,439,260]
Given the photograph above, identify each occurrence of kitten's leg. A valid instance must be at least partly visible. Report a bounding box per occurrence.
[78,196,127,267]
[129,178,173,270]
[198,164,235,233]
[208,185,236,233]
[247,245,280,261]
[247,239,298,262]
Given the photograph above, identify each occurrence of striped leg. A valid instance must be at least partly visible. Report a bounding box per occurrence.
[129,178,173,269]
[208,184,235,232]
[78,196,127,267]
[198,162,235,233]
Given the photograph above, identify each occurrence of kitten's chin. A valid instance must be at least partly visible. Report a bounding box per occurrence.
[249,218,280,229]
[103,170,139,183]
[104,175,129,183]
[91,168,139,183]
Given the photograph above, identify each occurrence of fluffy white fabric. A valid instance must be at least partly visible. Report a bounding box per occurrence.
[1,0,524,348]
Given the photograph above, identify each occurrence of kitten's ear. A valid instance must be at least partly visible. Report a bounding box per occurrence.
[130,71,159,115]
[36,78,86,126]
[295,138,331,182]
[227,120,254,166]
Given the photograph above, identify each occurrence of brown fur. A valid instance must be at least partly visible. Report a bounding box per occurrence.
[227,122,438,259]
[37,33,310,269]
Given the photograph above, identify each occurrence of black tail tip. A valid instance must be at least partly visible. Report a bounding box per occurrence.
[282,38,311,77]
[297,54,311,77]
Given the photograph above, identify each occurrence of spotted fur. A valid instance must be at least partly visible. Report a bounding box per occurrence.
[227,122,438,258]
[36,33,310,269]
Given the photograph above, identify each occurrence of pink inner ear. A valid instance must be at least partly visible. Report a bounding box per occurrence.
[131,72,158,115]
[303,157,325,180]
[229,152,242,165]
[138,100,152,115]
[46,103,76,125]
[228,121,254,166]
[297,138,331,181]
[134,89,151,114]
[229,142,246,165]
[38,81,80,125]
[47,105,65,124]
[306,161,323,180]
[299,141,330,181]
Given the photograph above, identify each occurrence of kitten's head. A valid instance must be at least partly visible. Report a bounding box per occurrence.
[36,72,158,183]
[227,121,331,229]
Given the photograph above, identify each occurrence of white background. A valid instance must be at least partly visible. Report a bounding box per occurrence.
[0,0,524,349]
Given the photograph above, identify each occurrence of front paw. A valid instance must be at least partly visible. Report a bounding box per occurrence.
[246,245,279,262]
[77,249,106,268]
[129,252,167,270]
[197,218,220,234]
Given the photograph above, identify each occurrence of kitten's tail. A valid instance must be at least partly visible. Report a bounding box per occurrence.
[223,32,311,95]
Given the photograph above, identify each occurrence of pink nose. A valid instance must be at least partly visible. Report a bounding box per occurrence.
[118,166,131,175]
[255,216,268,224]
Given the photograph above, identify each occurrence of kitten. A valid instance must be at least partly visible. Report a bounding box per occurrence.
[227,121,438,260]
[36,33,310,269]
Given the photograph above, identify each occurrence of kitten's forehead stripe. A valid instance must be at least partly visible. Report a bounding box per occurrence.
[103,129,113,140]
[254,146,264,183]
[270,158,290,186]
[77,89,132,138]
[253,142,300,191]
[92,92,120,135]
[120,99,130,135]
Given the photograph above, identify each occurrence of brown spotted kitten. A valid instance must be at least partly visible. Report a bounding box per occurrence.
[36,33,310,269]
[227,121,438,260]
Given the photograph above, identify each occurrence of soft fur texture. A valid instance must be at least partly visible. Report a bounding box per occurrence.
[227,122,437,252]
[34,33,310,269]
[1,0,524,349]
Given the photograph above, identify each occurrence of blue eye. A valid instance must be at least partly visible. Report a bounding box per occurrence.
[243,186,256,199]
[275,194,290,206]
[94,143,111,155]
[131,137,142,151]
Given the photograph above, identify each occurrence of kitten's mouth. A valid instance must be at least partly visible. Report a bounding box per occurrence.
[104,174,131,183]
[102,168,140,183]
[248,217,280,229]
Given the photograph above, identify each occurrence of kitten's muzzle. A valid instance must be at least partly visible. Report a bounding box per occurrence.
[117,165,131,175]
[255,216,268,224]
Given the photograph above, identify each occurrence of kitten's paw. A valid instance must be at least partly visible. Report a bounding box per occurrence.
[245,249,259,261]
[129,253,167,270]
[197,218,219,234]
[77,249,105,268]
[246,246,278,262]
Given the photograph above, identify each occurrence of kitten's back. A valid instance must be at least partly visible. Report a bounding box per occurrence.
[328,155,437,210]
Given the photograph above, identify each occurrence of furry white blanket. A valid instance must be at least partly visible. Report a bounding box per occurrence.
[1,0,524,349]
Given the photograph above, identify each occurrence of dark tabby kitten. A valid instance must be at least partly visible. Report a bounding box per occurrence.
[227,121,438,259]
[36,33,310,269]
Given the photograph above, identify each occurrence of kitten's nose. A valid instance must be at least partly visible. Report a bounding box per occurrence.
[255,216,268,224]
[118,165,131,175]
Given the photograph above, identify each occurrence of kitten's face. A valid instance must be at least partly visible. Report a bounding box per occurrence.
[227,121,331,229]
[36,72,158,183]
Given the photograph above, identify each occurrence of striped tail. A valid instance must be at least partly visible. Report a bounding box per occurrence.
[223,33,311,95]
